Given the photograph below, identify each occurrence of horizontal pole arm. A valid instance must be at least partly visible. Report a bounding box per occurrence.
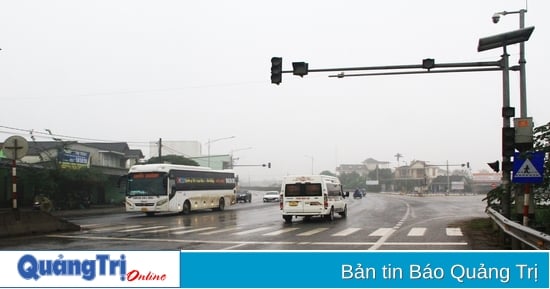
[284,60,501,75]
[329,67,502,78]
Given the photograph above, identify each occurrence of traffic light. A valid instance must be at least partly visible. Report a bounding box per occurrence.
[268,162,271,168]
[502,127,515,157]
[487,160,500,173]
[292,62,308,77]
[422,58,435,70]
[271,57,282,85]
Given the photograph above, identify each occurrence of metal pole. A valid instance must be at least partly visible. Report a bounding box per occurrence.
[519,9,527,118]
[12,159,17,210]
[207,138,211,168]
[158,138,162,163]
[446,160,450,193]
[518,9,532,227]
[304,155,314,174]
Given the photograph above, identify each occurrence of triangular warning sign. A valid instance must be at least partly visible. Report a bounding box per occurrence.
[515,159,541,178]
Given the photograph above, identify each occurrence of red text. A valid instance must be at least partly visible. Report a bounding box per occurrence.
[126,270,167,281]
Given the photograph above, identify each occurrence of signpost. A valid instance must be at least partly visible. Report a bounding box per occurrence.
[512,151,544,227]
[1,135,29,211]
[512,151,544,184]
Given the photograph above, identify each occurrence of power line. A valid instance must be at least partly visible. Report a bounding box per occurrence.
[0,125,150,145]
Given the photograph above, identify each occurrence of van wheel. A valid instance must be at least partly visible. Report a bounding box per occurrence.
[325,207,334,221]
[182,201,191,215]
[339,205,347,218]
[283,215,292,223]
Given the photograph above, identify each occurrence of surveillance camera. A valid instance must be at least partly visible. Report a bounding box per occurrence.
[492,14,500,24]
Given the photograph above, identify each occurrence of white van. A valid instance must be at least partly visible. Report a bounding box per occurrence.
[280,175,348,223]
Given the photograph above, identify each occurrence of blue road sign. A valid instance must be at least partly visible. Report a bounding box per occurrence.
[512,151,545,184]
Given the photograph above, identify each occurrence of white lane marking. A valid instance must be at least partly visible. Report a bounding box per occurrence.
[297,228,328,236]
[93,225,143,232]
[221,243,249,250]
[408,227,427,236]
[232,227,271,235]
[199,227,241,235]
[120,225,166,232]
[47,234,468,247]
[79,224,101,229]
[172,227,217,235]
[332,228,361,236]
[369,228,393,236]
[446,227,463,236]
[369,202,411,250]
[140,226,191,233]
[263,228,300,236]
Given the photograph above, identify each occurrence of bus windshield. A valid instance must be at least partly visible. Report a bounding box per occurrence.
[127,172,167,197]
[285,183,322,197]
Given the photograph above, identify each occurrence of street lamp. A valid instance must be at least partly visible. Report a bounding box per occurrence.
[230,147,253,168]
[492,9,528,118]
[206,136,235,168]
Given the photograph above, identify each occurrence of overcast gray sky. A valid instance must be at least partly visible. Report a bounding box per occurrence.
[1,0,548,183]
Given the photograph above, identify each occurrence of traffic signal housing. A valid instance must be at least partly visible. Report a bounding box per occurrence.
[271,57,282,85]
[487,160,500,173]
[502,127,515,157]
[292,62,308,77]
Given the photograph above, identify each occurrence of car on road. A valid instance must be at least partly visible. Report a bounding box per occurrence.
[236,190,252,203]
[263,191,280,202]
[353,190,363,199]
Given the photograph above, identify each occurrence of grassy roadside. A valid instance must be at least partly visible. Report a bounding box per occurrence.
[455,218,508,250]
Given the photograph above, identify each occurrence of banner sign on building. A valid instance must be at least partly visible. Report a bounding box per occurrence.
[58,149,90,169]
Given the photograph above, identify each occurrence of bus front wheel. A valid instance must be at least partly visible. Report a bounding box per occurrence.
[182,201,191,215]
[218,198,225,211]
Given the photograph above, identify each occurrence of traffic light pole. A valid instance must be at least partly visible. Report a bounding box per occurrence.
[501,46,512,220]
[232,162,271,168]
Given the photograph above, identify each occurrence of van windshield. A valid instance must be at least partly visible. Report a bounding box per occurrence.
[285,183,322,197]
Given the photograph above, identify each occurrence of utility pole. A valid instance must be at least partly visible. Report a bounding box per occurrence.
[158,138,162,163]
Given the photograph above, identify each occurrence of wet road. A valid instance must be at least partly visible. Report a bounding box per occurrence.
[0,192,487,250]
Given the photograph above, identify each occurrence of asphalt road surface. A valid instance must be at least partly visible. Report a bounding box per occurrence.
[0,192,488,250]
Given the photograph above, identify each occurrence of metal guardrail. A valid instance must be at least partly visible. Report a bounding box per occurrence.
[486,207,550,250]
